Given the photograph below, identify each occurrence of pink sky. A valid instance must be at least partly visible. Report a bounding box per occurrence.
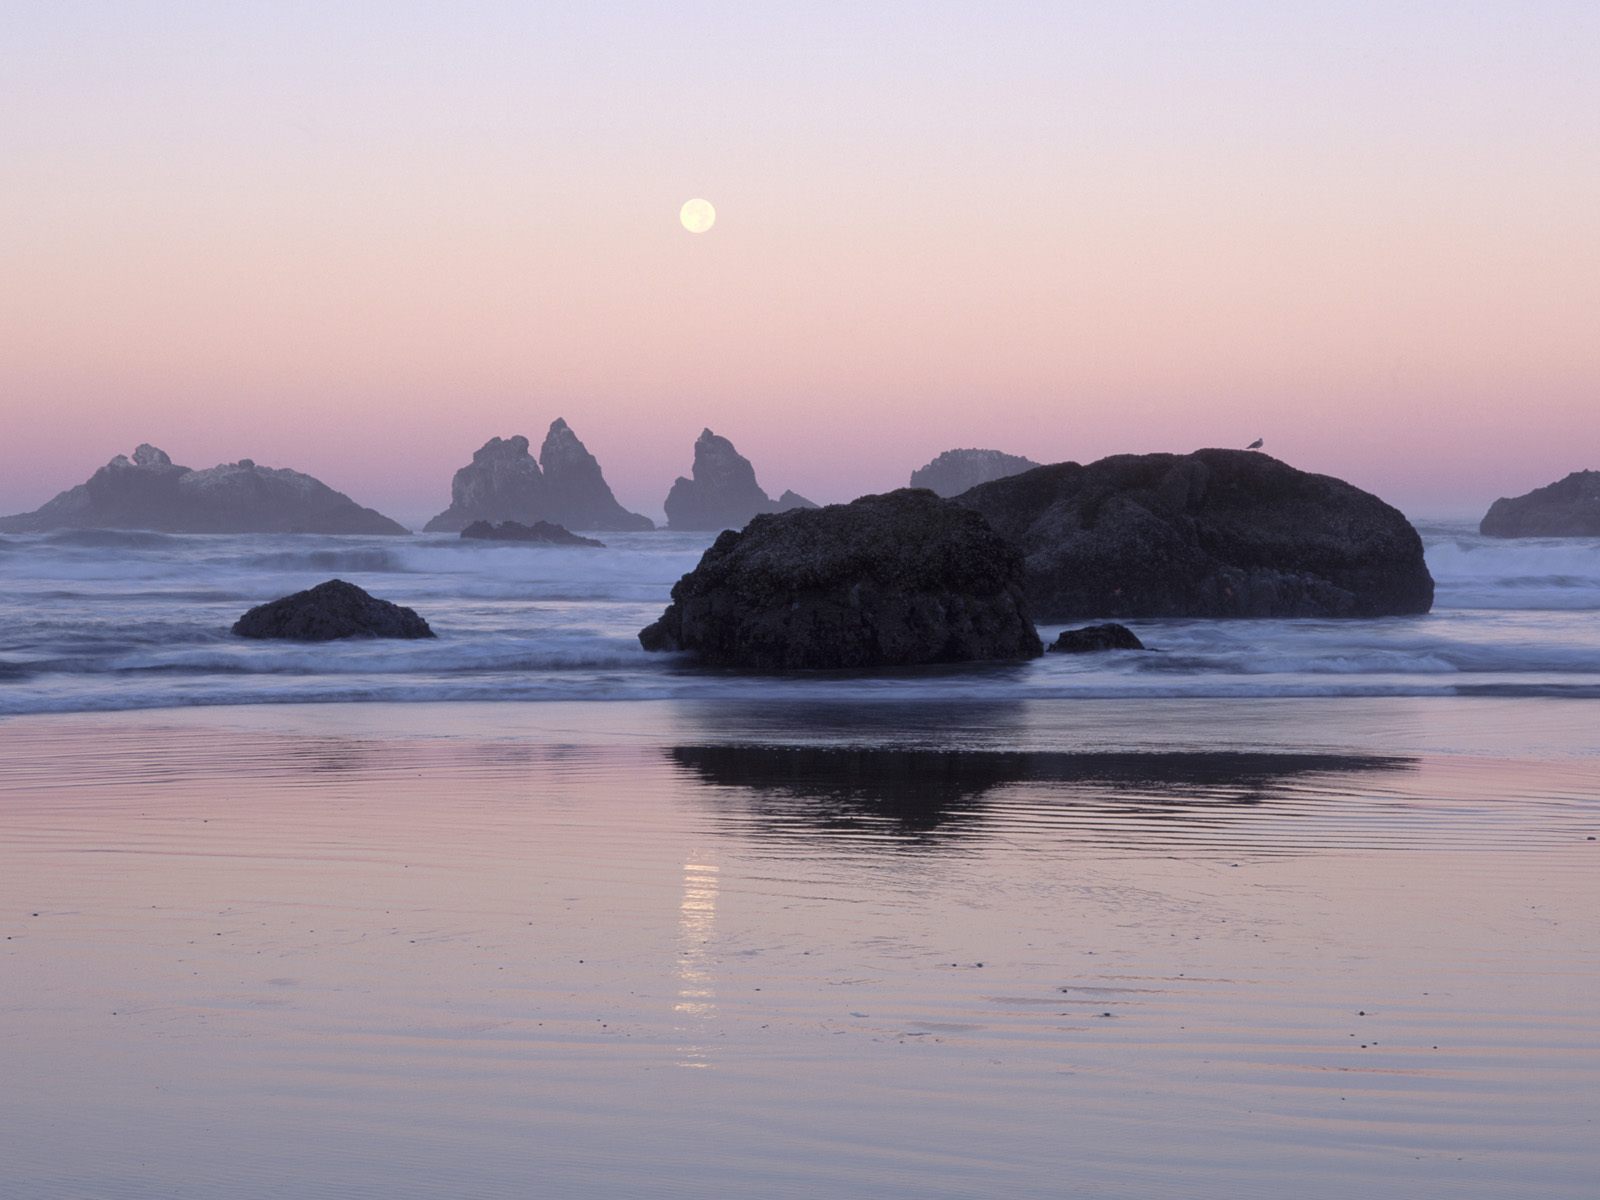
[3,3,1597,523]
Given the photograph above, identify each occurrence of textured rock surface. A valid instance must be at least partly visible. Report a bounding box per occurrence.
[959,449,1433,619]
[1480,471,1600,537]
[911,448,1040,497]
[232,579,435,640]
[0,445,408,534]
[640,488,1042,668]
[460,519,604,547]
[663,429,816,531]
[1049,623,1146,653]
[538,419,654,531]
[424,436,545,532]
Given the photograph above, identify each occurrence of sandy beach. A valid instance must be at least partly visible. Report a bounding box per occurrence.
[4,697,1596,1199]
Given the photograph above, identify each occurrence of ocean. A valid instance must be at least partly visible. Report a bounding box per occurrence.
[3,521,1599,1197]
[2,521,1599,714]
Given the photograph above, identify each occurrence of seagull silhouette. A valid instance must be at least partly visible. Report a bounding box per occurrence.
[1246,438,1264,450]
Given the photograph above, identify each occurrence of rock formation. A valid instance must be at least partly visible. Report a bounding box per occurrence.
[232,579,435,640]
[0,445,408,535]
[425,422,652,532]
[639,488,1042,668]
[663,429,817,531]
[910,448,1040,498]
[1049,623,1146,653]
[460,519,604,547]
[1480,471,1600,537]
[423,436,545,532]
[958,449,1433,619]
[538,419,654,531]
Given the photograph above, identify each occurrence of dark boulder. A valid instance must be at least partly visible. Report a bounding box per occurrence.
[232,579,435,641]
[911,448,1040,497]
[663,429,816,531]
[958,449,1433,619]
[460,519,604,547]
[424,436,546,532]
[1049,623,1145,653]
[0,445,408,535]
[639,488,1042,669]
[538,419,654,531]
[1480,471,1600,537]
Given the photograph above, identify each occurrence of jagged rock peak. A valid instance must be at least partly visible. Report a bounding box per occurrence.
[132,444,173,468]
[910,448,1041,497]
[536,419,654,532]
[664,428,808,532]
[423,435,545,533]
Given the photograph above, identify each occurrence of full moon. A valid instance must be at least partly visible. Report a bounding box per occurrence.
[679,198,716,234]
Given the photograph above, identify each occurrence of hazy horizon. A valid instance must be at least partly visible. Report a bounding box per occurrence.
[4,3,1597,523]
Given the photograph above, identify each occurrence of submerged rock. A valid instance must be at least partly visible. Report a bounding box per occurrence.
[1049,623,1145,653]
[911,448,1040,498]
[663,429,816,531]
[639,488,1042,669]
[1480,471,1600,537]
[460,519,603,547]
[958,449,1433,619]
[424,436,546,533]
[232,579,435,641]
[538,419,654,532]
[0,445,408,535]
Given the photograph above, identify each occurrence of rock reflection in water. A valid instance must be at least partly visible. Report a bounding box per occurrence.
[669,743,1417,848]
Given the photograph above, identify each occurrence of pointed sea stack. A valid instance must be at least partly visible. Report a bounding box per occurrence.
[640,488,1042,668]
[958,450,1433,619]
[1480,471,1600,537]
[538,419,654,531]
[911,448,1040,497]
[0,445,408,535]
[663,429,816,531]
[424,436,546,533]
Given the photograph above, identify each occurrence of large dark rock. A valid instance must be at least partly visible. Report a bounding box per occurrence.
[0,445,408,535]
[232,579,435,641]
[538,419,654,531]
[911,448,1040,497]
[460,519,603,547]
[1050,623,1145,653]
[424,436,546,532]
[639,488,1042,669]
[1480,471,1600,537]
[663,429,816,531]
[958,449,1433,619]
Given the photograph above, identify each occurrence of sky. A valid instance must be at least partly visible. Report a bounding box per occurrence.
[2,1,1597,524]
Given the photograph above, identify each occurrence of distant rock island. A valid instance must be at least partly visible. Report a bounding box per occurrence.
[460,519,603,547]
[0,445,408,535]
[663,429,818,531]
[1480,471,1600,537]
[425,420,653,533]
[640,488,1042,668]
[958,449,1434,619]
[233,579,434,640]
[910,448,1040,497]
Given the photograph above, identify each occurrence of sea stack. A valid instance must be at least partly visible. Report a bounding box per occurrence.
[910,448,1040,498]
[663,429,818,531]
[958,449,1434,619]
[0,445,408,535]
[1480,471,1600,537]
[423,420,653,533]
[639,488,1042,668]
[423,436,546,533]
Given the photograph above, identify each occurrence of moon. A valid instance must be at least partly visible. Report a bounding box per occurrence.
[679,198,716,234]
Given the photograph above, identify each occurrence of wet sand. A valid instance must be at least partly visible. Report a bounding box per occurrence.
[2,698,1597,1198]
